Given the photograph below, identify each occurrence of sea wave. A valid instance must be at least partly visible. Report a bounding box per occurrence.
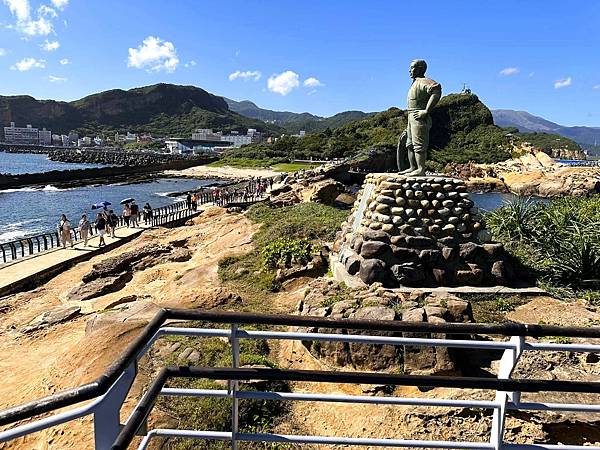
[0,184,72,194]
[0,230,28,243]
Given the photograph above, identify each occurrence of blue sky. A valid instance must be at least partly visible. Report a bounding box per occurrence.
[0,0,599,126]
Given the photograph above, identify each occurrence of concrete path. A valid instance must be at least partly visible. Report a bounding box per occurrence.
[1,223,154,297]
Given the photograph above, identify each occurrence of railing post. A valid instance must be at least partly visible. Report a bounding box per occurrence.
[490,335,524,450]
[93,363,137,450]
[229,324,240,450]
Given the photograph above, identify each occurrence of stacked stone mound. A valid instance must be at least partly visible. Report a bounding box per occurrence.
[297,278,474,375]
[335,173,515,287]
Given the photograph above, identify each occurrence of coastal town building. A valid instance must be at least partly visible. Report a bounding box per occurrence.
[38,128,52,146]
[189,128,263,148]
[191,128,223,141]
[3,122,40,145]
[165,138,233,154]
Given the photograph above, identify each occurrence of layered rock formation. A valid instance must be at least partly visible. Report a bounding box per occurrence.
[334,173,515,288]
[297,278,474,374]
[446,151,600,197]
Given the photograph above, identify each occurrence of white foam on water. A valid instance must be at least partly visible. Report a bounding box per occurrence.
[0,230,27,243]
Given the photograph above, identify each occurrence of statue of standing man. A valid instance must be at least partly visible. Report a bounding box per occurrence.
[397,59,442,176]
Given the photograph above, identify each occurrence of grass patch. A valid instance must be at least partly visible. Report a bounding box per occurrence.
[271,162,319,172]
[207,157,281,169]
[218,202,346,307]
[465,294,530,324]
[155,326,288,450]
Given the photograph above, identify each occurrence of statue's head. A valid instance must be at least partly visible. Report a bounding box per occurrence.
[409,59,427,79]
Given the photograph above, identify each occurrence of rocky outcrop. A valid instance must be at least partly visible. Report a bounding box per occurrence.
[446,151,600,197]
[297,278,473,374]
[335,173,516,288]
[23,306,81,333]
[69,242,192,302]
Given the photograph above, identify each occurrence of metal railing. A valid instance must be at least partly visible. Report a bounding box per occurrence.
[0,192,266,264]
[1,310,600,449]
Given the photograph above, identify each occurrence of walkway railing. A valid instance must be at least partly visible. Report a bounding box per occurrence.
[1,310,600,449]
[0,192,266,264]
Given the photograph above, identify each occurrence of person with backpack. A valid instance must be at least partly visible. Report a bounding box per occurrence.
[95,212,107,247]
[78,214,92,247]
[130,201,139,227]
[122,204,131,227]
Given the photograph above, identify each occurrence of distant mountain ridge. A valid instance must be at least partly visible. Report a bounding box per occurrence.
[225,97,372,134]
[0,83,282,138]
[492,109,600,146]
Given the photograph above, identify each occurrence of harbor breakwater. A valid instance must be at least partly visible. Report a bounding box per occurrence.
[0,156,218,190]
[47,149,198,166]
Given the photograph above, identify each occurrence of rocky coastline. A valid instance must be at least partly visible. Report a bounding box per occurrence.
[47,148,199,166]
[445,151,600,197]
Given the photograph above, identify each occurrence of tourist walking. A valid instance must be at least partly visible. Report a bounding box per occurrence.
[143,202,153,224]
[122,204,131,227]
[108,210,118,237]
[95,212,107,247]
[186,193,192,209]
[191,193,198,211]
[78,214,92,247]
[58,214,73,248]
[130,201,139,227]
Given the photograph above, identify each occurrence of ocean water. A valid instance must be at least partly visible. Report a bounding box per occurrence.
[0,178,219,243]
[470,192,549,211]
[1,151,111,174]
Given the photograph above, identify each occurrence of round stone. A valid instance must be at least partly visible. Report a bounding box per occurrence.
[376,204,390,213]
[452,207,464,215]
[433,177,445,183]
[459,192,470,198]
[477,230,492,243]
[456,185,468,192]
[369,201,378,210]
[448,216,460,224]
[407,217,420,226]
[399,224,413,234]
[431,183,442,191]
[413,227,427,235]
[447,191,459,199]
[442,200,454,208]
[421,183,431,190]
[391,207,404,215]
[472,222,482,231]
[422,218,432,226]
[405,208,415,217]
[442,224,456,234]
[427,209,437,217]
[438,208,450,216]
[380,189,395,196]
[434,218,444,225]
[415,190,425,199]
[381,224,395,233]
[429,225,441,235]
[392,216,404,225]
[405,190,414,199]
[378,214,392,224]
[462,213,471,222]
[395,197,406,206]
[376,195,396,205]
[408,199,420,207]
[369,222,382,230]
[402,183,410,189]
[456,223,467,233]
[435,192,445,200]
[412,183,422,190]
[420,200,430,208]
[443,184,453,190]
[417,208,426,217]
[431,200,441,208]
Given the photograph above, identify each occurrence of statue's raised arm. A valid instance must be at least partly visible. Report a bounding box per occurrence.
[398,59,442,176]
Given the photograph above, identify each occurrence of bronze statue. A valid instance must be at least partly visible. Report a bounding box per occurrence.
[397,59,442,176]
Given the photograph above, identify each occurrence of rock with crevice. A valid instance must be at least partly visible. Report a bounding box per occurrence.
[23,306,81,333]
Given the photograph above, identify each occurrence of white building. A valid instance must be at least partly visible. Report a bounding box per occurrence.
[166,138,233,154]
[38,128,52,145]
[3,122,39,145]
[93,137,104,146]
[191,128,223,141]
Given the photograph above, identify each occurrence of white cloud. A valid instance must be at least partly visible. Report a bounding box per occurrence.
[50,0,68,9]
[303,77,324,88]
[307,89,317,96]
[229,70,261,81]
[0,48,6,56]
[593,84,600,90]
[59,57,70,65]
[554,77,572,89]
[3,0,57,36]
[127,36,179,73]
[48,74,67,82]
[41,39,60,51]
[10,56,45,71]
[184,60,197,68]
[267,70,300,95]
[38,4,56,17]
[499,67,519,76]
[3,0,30,22]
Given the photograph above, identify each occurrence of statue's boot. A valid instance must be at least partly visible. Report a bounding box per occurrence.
[405,151,427,176]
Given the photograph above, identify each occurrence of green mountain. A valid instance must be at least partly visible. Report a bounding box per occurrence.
[224,93,582,167]
[0,83,282,139]
[224,97,372,134]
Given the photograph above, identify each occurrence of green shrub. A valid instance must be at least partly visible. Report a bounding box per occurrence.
[261,237,313,269]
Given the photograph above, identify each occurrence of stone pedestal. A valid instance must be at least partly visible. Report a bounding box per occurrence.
[334,173,515,288]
